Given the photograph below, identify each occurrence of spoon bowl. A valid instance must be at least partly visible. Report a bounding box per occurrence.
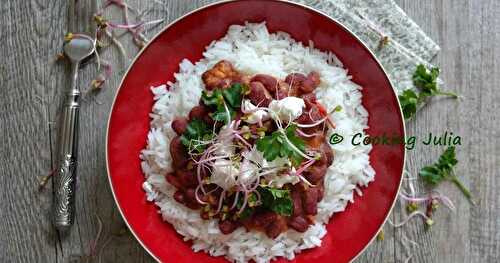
[63,35,95,62]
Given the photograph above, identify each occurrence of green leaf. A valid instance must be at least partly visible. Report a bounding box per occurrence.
[436,146,458,172]
[236,192,258,219]
[201,84,243,124]
[398,89,419,120]
[222,83,243,108]
[418,147,473,203]
[255,124,306,166]
[180,119,212,153]
[399,65,458,119]
[201,89,224,107]
[211,106,235,123]
[419,165,444,185]
[257,187,293,216]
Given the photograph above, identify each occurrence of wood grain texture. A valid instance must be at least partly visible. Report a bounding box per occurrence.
[0,0,498,262]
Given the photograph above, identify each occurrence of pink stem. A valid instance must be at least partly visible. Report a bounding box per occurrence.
[399,191,456,211]
[390,211,431,228]
[296,128,322,138]
[195,184,208,205]
[230,191,240,210]
[294,116,328,128]
[234,134,252,148]
[215,190,226,214]
[295,159,316,175]
[238,191,249,214]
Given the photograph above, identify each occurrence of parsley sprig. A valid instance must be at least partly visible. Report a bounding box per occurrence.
[201,83,244,124]
[419,146,474,203]
[256,124,306,167]
[257,186,293,216]
[399,64,459,119]
[236,192,258,219]
[180,119,213,153]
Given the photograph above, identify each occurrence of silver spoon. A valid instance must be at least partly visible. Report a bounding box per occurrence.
[53,34,96,231]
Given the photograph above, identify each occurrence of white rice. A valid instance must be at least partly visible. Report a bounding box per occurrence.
[140,22,374,263]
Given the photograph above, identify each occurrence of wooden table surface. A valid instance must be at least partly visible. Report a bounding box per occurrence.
[1,0,498,262]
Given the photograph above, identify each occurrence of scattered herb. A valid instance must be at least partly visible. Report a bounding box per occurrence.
[180,119,213,153]
[222,83,243,108]
[256,124,305,166]
[257,186,293,216]
[201,83,244,124]
[399,89,419,120]
[236,192,257,219]
[406,202,419,213]
[413,65,458,98]
[419,146,474,203]
[399,64,459,120]
[376,230,385,241]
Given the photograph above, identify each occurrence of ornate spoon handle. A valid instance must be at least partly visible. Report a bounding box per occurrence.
[53,62,80,231]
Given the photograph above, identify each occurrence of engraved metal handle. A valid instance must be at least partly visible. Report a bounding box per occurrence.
[53,62,80,231]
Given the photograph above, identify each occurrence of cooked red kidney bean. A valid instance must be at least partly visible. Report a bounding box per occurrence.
[302,93,317,110]
[253,211,277,229]
[304,163,327,184]
[302,187,319,215]
[300,72,321,93]
[308,106,323,122]
[166,172,183,189]
[177,170,198,188]
[185,200,201,210]
[173,190,185,204]
[308,71,321,86]
[291,189,303,217]
[266,216,287,238]
[185,188,196,201]
[251,74,278,93]
[296,105,322,126]
[285,73,307,86]
[171,117,188,135]
[170,136,189,168]
[189,105,209,121]
[295,112,310,124]
[219,220,239,234]
[200,211,210,220]
[248,81,272,107]
[288,216,309,232]
[320,142,334,167]
[298,106,324,134]
[275,80,301,99]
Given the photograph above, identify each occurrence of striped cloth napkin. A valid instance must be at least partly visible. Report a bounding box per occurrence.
[296,0,440,94]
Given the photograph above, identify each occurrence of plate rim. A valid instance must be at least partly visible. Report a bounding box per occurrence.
[105,0,407,262]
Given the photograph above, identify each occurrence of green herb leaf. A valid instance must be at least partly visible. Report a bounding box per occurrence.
[201,84,244,124]
[256,124,305,166]
[180,119,213,153]
[413,64,439,96]
[257,187,293,216]
[419,165,444,185]
[222,83,243,108]
[201,89,224,107]
[419,147,473,203]
[284,125,306,166]
[399,64,459,120]
[398,89,419,120]
[236,193,257,219]
[211,106,235,122]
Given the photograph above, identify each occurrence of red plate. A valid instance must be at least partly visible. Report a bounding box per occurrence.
[106,0,405,262]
